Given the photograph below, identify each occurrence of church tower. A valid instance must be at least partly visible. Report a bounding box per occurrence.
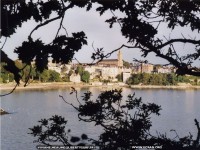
[117,50,123,67]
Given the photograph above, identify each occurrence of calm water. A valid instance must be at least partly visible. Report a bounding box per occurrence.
[1,87,200,150]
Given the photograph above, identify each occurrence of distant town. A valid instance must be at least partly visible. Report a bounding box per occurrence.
[1,50,200,86]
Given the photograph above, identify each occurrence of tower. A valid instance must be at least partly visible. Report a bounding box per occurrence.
[118,50,123,67]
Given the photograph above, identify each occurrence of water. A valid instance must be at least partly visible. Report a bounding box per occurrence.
[1,87,200,150]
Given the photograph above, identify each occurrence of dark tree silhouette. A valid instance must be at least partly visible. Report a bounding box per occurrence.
[29,115,89,146]
[30,89,200,149]
[1,0,200,86]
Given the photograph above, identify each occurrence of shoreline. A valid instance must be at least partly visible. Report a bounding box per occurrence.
[1,82,200,91]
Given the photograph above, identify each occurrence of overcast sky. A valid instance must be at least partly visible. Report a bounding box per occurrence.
[1,4,199,66]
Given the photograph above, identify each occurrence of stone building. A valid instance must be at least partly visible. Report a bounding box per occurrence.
[98,50,123,67]
[117,50,123,67]
[84,50,134,81]
[138,63,154,73]
[101,67,119,80]
[48,62,61,73]
[157,67,172,73]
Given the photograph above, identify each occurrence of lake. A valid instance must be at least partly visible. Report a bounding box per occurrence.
[1,87,200,150]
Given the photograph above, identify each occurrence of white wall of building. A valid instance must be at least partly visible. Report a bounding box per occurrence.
[70,74,81,83]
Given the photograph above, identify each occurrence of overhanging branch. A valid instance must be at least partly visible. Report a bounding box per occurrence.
[157,39,200,49]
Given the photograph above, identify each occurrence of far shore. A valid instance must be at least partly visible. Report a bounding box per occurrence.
[1,82,200,91]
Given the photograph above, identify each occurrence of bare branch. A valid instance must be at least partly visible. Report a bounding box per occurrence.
[55,14,65,38]
[0,37,7,50]
[170,129,180,140]
[0,83,18,97]
[193,119,200,147]
[29,3,73,38]
[87,44,140,65]
[70,87,82,105]
[110,10,122,28]
[59,95,78,110]
[29,15,63,38]
[157,39,200,49]
[61,24,68,37]
[24,65,32,87]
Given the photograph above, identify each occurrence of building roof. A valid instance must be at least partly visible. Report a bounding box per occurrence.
[99,59,118,62]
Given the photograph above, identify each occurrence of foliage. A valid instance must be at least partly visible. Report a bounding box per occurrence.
[0,77,3,83]
[30,90,200,149]
[123,61,131,68]
[116,73,123,82]
[62,75,70,82]
[81,71,90,83]
[38,69,49,82]
[126,73,199,86]
[0,63,15,83]
[1,0,200,85]
[36,69,63,82]
[29,115,88,146]
[101,79,110,84]
[74,65,90,83]
[2,0,87,84]
[1,61,199,85]
[48,70,61,82]
[75,65,84,75]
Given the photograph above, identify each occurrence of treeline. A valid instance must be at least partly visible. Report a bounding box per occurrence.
[126,73,200,86]
[1,66,61,83]
[0,62,90,83]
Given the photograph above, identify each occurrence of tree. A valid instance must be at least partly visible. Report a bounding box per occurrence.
[140,73,151,85]
[1,0,88,85]
[126,74,140,85]
[30,89,200,149]
[49,70,61,82]
[38,69,50,82]
[29,115,89,146]
[81,71,90,83]
[0,63,15,83]
[166,74,177,85]
[123,61,131,68]
[75,65,84,75]
[116,73,123,82]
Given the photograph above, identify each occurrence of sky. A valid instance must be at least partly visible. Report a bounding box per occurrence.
[1,4,199,66]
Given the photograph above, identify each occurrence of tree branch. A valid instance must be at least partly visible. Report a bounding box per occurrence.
[193,119,200,147]
[0,83,18,97]
[29,15,63,38]
[157,39,200,49]
[55,13,65,38]
[59,95,78,111]
[29,3,73,38]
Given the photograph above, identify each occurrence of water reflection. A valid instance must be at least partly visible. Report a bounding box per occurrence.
[185,90,195,113]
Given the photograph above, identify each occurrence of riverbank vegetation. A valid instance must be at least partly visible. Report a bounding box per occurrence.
[126,73,200,86]
[0,62,91,83]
